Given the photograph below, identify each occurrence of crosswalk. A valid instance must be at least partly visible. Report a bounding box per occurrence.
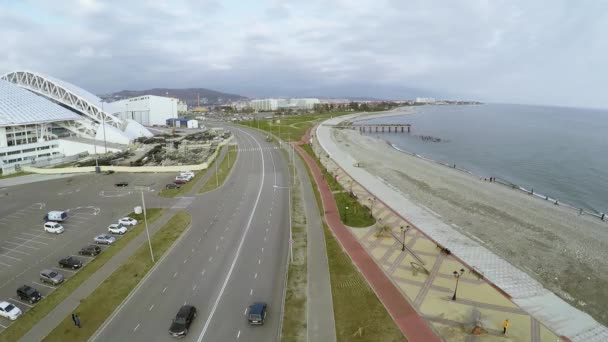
[172,197,194,209]
[237,146,281,152]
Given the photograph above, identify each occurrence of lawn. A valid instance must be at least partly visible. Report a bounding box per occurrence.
[43,211,191,342]
[239,111,352,142]
[0,171,31,179]
[158,162,211,197]
[0,209,163,342]
[199,145,238,193]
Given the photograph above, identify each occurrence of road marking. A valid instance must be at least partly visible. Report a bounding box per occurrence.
[13,237,48,245]
[198,237,202,243]
[201,269,206,276]
[237,330,241,338]
[261,248,264,253]
[1,247,29,255]
[74,254,94,259]
[0,253,21,261]
[149,304,154,311]
[163,287,168,293]
[9,298,33,308]
[250,289,253,295]
[21,232,55,240]
[192,248,195,253]
[243,308,247,315]
[133,323,140,332]
[220,236,224,240]
[0,261,12,267]
[266,228,269,232]
[54,267,77,273]
[264,237,267,242]
[208,256,213,262]
[173,272,178,278]
[183,259,188,264]
[254,273,257,279]
[3,241,39,250]
[215,245,219,251]
[33,281,55,289]
[258,259,261,265]
[197,128,267,342]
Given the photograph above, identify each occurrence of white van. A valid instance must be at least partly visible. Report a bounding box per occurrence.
[45,211,68,221]
[44,222,64,234]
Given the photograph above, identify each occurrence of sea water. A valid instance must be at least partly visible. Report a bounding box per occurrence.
[358,104,608,214]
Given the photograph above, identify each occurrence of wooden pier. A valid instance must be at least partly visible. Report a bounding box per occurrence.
[341,124,412,133]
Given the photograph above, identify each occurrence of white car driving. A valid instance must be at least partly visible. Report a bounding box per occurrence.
[108,223,127,235]
[0,301,22,320]
[44,222,64,234]
[118,217,138,226]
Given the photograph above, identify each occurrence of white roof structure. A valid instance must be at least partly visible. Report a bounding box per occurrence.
[0,80,81,127]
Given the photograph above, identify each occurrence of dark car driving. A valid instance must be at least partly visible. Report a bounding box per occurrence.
[58,256,83,269]
[169,305,196,337]
[16,285,42,304]
[248,302,267,325]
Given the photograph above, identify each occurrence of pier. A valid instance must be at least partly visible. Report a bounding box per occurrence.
[338,124,412,133]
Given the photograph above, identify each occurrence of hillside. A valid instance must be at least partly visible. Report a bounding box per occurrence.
[102,88,247,105]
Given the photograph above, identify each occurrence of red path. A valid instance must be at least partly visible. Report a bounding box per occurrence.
[294,129,440,342]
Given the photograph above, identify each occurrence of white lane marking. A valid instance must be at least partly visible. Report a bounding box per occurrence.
[192,248,195,253]
[134,323,140,332]
[215,245,219,251]
[9,298,33,308]
[249,289,253,296]
[237,330,241,339]
[198,237,202,243]
[220,236,223,241]
[208,256,213,262]
[243,308,247,315]
[0,260,12,267]
[183,259,188,264]
[149,304,154,311]
[0,254,21,261]
[261,248,264,253]
[2,247,30,255]
[163,287,168,293]
[173,272,178,278]
[3,241,39,250]
[197,128,266,342]
[201,269,206,276]
[54,267,77,273]
[21,232,55,240]
[193,284,197,291]
[264,237,267,242]
[32,281,55,289]
[258,259,261,264]
[254,273,258,279]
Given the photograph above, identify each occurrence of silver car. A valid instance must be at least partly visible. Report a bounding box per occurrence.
[94,234,116,245]
[40,269,64,285]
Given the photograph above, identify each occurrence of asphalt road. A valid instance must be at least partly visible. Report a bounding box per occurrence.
[91,126,290,342]
[0,170,176,331]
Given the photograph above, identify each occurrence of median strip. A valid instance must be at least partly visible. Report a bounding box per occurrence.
[43,211,191,342]
[199,145,238,193]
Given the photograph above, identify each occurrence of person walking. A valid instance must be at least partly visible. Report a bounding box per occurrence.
[503,319,510,334]
[72,313,81,328]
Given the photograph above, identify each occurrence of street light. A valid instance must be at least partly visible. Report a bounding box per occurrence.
[344,206,349,223]
[135,186,155,263]
[400,225,410,251]
[100,100,107,154]
[452,268,465,301]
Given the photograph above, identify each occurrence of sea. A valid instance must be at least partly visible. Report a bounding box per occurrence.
[357,103,608,215]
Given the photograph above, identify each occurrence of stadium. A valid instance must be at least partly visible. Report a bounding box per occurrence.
[0,70,153,174]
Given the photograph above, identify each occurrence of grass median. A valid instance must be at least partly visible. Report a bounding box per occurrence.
[44,210,191,342]
[0,209,163,342]
[158,150,221,198]
[199,145,238,193]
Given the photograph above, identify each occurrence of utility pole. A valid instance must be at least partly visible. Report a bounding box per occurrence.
[215,153,219,187]
[140,190,155,263]
[101,101,107,154]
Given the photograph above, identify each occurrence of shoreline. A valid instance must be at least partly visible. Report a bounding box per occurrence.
[348,109,606,220]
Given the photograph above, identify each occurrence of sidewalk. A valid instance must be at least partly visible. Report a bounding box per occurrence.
[294,142,440,342]
[19,209,177,342]
[292,142,337,342]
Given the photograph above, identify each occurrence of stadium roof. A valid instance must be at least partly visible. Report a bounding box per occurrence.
[0,79,82,127]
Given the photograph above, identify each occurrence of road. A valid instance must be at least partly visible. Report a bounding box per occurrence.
[91,126,291,342]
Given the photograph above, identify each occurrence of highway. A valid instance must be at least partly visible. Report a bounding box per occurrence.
[91,126,291,342]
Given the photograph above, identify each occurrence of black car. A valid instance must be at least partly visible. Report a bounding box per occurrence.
[165,183,182,189]
[169,305,197,337]
[115,181,129,187]
[16,285,42,304]
[248,302,267,325]
[58,256,83,269]
[78,245,101,256]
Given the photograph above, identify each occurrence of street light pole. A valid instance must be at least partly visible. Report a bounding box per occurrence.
[289,187,293,264]
[401,226,406,251]
[215,152,219,187]
[452,268,465,301]
[101,101,107,154]
[141,190,155,263]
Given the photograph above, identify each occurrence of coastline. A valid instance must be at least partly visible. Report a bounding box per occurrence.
[319,113,608,331]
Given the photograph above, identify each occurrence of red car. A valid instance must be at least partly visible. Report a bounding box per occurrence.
[174,179,188,184]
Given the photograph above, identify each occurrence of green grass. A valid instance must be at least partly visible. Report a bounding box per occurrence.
[199,146,238,193]
[0,209,163,342]
[0,171,32,179]
[280,153,307,342]
[159,165,211,197]
[322,222,406,342]
[239,111,352,142]
[44,211,191,342]
[300,144,341,191]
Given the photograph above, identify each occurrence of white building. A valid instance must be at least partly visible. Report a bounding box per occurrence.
[112,95,178,126]
[415,97,436,104]
[177,100,188,113]
[250,99,279,111]
[236,98,321,111]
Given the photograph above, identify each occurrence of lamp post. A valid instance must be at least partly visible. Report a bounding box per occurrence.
[400,226,406,251]
[135,186,155,263]
[101,100,107,154]
[452,268,465,301]
[345,206,349,223]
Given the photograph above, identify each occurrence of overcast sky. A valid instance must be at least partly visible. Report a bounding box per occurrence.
[1,0,607,107]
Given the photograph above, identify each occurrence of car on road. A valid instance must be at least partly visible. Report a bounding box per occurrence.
[247,302,268,325]
[78,245,101,256]
[165,183,182,189]
[108,223,127,235]
[43,222,64,234]
[16,285,42,304]
[118,217,138,226]
[115,181,129,187]
[40,269,64,285]
[59,256,83,269]
[94,234,116,245]
[169,305,197,337]
[0,301,22,321]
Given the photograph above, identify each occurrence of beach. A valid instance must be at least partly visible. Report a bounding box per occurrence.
[330,123,608,327]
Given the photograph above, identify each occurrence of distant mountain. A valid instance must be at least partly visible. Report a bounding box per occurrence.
[102,88,247,106]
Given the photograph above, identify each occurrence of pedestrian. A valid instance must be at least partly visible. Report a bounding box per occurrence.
[503,319,510,334]
[73,313,81,328]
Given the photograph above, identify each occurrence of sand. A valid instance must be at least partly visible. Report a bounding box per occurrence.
[330,125,608,326]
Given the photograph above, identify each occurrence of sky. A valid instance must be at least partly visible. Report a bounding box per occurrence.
[1,0,607,107]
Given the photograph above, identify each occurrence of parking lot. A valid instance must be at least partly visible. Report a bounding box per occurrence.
[0,172,176,331]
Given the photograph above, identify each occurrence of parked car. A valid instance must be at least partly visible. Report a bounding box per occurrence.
[118,217,138,226]
[247,302,267,325]
[0,301,22,321]
[179,171,195,179]
[174,178,188,185]
[169,305,197,337]
[40,269,64,285]
[78,245,101,256]
[108,223,127,235]
[165,183,182,189]
[16,285,42,304]
[175,175,190,183]
[115,181,129,187]
[94,234,116,245]
[44,211,68,222]
[59,256,83,269]
[43,222,64,234]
